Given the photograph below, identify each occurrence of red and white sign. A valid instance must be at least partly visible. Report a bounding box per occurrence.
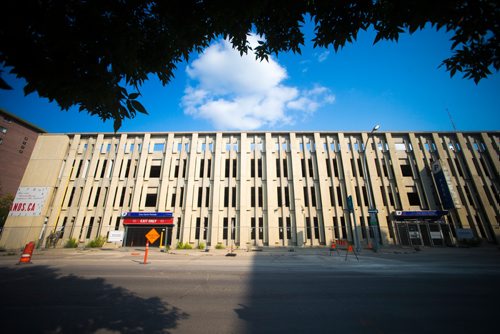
[9,187,49,217]
[122,218,174,225]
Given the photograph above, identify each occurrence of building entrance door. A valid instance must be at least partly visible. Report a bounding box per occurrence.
[395,221,448,247]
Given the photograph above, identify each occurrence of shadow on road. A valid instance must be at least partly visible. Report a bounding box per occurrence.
[0,265,188,333]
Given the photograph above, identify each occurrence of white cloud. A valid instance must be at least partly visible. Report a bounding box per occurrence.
[182,34,335,130]
[317,50,330,62]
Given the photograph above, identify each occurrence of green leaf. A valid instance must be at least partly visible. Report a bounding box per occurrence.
[0,76,12,90]
[113,118,122,133]
[131,100,148,114]
[128,92,140,99]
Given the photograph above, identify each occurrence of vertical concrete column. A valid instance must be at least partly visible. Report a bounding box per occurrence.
[265,132,279,246]
[239,133,250,245]
[210,132,223,246]
[183,133,198,243]
[314,133,329,245]
[289,133,305,246]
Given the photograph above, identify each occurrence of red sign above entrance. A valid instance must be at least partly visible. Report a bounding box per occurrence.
[123,218,174,225]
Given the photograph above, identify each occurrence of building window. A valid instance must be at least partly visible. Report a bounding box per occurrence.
[308,158,314,178]
[205,187,210,207]
[277,187,282,206]
[258,187,263,207]
[150,165,161,178]
[223,218,228,239]
[199,159,205,178]
[171,192,176,208]
[258,159,262,178]
[251,187,255,207]
[407,191,421,206]
[224,187,229,207]
[153,143,165,152]
[303,187,309,206]
[284,187,290,207]
[232,186,236,207]
[283,158,288,178]
[251,159,255,177]
[232,159,237,178]
[197,187,203,207]
[276,159,281,177]
[145,193,157,207]
[311,186,316,207]
[225,159,230,178]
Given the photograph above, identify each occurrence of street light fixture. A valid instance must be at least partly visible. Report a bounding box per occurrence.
[361,124,381,252]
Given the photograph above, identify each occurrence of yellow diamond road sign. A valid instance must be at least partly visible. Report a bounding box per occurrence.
[145,228,160,244]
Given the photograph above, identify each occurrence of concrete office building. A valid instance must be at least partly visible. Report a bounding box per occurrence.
[0,131,498,249]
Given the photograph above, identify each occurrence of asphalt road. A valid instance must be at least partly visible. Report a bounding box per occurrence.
[0,247,499,334]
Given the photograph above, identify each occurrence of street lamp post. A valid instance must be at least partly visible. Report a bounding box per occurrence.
[361,125,381,252]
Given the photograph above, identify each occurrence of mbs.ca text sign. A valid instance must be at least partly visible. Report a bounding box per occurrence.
[9,187,49,217]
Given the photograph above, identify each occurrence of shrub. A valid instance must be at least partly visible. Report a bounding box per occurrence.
[86,236,106,248]
[64,238,78,248]
[197,242,206,250]
[176,242,193,249]
[215,243,225,249]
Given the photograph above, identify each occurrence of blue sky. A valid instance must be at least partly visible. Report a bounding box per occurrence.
[1,23,499,133]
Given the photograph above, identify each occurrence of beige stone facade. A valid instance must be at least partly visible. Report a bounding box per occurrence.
[1,131,498,249]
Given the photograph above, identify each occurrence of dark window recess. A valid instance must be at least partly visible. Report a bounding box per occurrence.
[301,159,306,177]
[204,218,208,239]
[337,187,343,206]
[86,217,94,239]
[279,218,284,239]
[303,187,309,206]
[174,164,179,178]
[205,187,210,207]
[150,165,161,178]
[351,159,357,177]
[283,159,288,178]
[94,161,100,178]
[207,159,212,178]
[258,187,263,207]
[357,159,364,177]
[251,217,256,239]
[251,159,255,177]
[454,158,464,177]
[329,187,334,206]
[479,158,490,178]
[362,186,369,206]
[67,188,76,206]
[382,159,389,177]
[145,193,157,207]
[276,159,281,177]
[400,164,413,177]
[182,160,187,178]
[224,187,229,207]
[284,187,290,207]
[333,158,339,177]
[308,158,314,178]
[313,217,319,239]
[125,160,131,177]
[277,187,282,206]
[101,161,107,178]
[176,218,182,239]
[179,188,184,207]
[407,192,421,206]
[259,217,264,239]
[326,159,331,177]
[375,160,382,177]
[355,187,361,206]
[232,187,236,207]
[251,187,255,207]
[306,217,312,239]
[233,159,237,178]
[114,217,120,231]
[119,188,126,206]
[171,193,176,207]
[94,188,101,207]
[197,187,203,207]
[340,216,347,239]
[333,217,340,240]
[223,218,228,239]
[195,218,201,239]
[76,161,83,177]
[231,218,236,239]
[199,160,205,178]
[286,217,292,239]
[311,187,316,207]
[380,186,387,206]
[258,159,262,178]
[388,188,395,206]
[225,159,230,178]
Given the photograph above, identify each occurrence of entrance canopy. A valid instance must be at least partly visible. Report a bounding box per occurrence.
[122,211,174,225]
[393,210,448,221]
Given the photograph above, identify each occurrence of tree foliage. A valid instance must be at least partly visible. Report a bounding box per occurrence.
[0,194,14,227]
[1,1,498,130]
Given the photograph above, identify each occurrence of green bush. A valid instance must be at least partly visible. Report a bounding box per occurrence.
[86,236,106,248]
[215,243,225,249]
[64,238,78,248]
[197,242,206,250]
[176,242,193,249]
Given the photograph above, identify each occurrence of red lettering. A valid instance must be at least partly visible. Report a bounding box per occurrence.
[28,203,35,211]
